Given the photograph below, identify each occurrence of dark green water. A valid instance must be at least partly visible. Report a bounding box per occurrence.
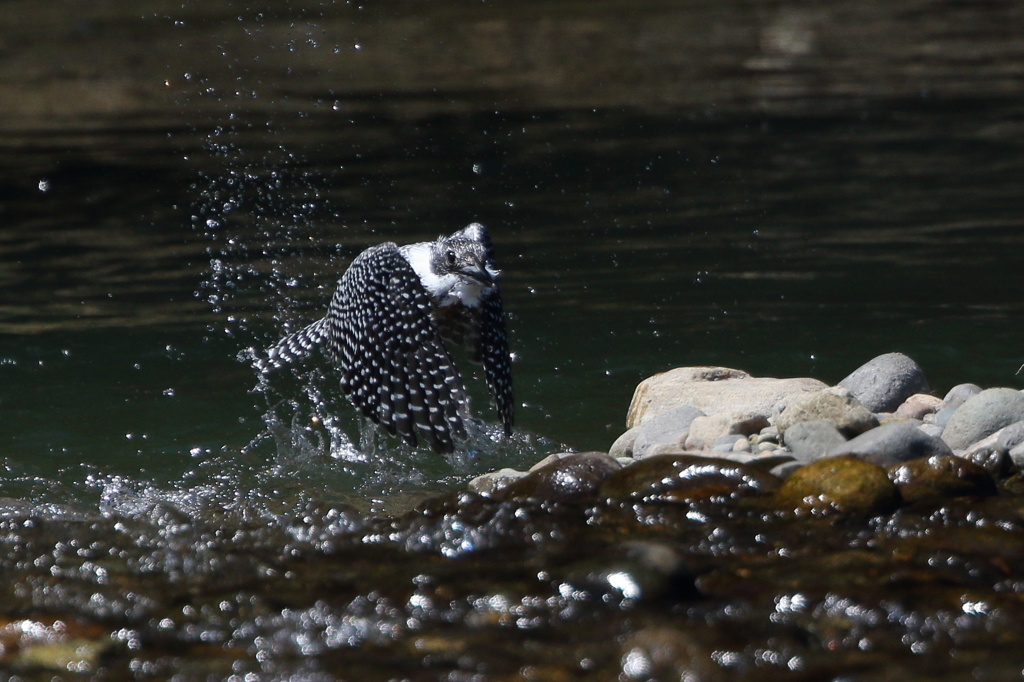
[4,100,1024,506]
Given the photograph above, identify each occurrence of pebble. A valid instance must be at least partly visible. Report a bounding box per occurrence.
[941,388,1024,451]
[775,386,879,438]
[782,419,848,462]
[895,393,942,420]
[837,352,930,413]
[831,420,954,467]
[626,366,826,428]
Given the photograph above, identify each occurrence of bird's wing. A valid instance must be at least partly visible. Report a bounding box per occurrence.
[322,242,469,453]
[258,316,329,373]
[479,288,514,437]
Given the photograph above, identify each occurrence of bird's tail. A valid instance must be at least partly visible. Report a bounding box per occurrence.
[256,317,329,373]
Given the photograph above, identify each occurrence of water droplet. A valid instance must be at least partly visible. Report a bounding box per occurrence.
[163,388,176,397]
[38,179,50,192]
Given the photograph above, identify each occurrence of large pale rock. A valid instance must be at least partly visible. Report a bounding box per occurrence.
[685,412,769,450]
[942,388,1024,451]
[630,405,706,458]
[774,387,879,438]
[626,367,826,429]
[837,352,930,413]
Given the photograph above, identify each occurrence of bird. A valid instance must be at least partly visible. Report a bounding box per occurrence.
[258,223,513,454]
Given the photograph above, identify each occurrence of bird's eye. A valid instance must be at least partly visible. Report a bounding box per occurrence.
[446,250,456,266]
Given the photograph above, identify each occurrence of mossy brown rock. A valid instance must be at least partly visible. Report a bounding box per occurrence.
[888,455,997,505]
[599,454,780,504]
[775,455,901,516]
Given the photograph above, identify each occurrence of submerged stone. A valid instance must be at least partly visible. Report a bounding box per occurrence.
[888,455,997,505]
[775,455,901,516]
[599,454,780,504]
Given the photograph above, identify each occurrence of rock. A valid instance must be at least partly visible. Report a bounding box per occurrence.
[684,412,770,450]
[941,383,983,410]
[467,468,528,496]
[942,388,1024,450]
[774,456,901,516]
[782,419,848,462]
[930,406,957,429]
[888,455,997,505]
[619,627,717,681]
[837,352,930,413]
[775,387,879,438]
[561,540,694,603]
[630,405,706,458]
[919,423,944,439]
[996,421,1024,453]
[608,426,640,458]
[831,420,955,467]
[712,434,746,452]
[895,393,942,420]
[501,452,621,502]
[625,366,826,428]
[599,454,780,504]
[961,447,1015,479]
[770,461,804,479]
[1010,443,1024,467]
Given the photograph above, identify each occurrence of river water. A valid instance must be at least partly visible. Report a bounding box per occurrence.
[2,0,1024,678]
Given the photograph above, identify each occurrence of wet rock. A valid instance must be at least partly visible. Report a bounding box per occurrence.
[941,382,983,410]
[961,447,1015,479]
[631,405,706,458]
[626,366,826,428]
[15,638,112,672]
[888,455,997,505]
[831,420,955,467]
[775,456,901,516]
[895,393,942,420]
[500,452,621,502]
[609,426,640,458]
[775,387,879,438]
[684,412,769,450]
[782,419,847,462]
[599,454,780,504]
[837,352,930,413]
[467,467,528,496]
[942,388,1024,450]
[560,541,694,603]
[619,627,719,681]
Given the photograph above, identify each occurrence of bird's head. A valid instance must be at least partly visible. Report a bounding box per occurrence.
[430,232,500,289]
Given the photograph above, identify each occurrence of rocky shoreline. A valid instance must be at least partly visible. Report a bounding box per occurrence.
[468,352,1024,516]
[6,353,1024,678]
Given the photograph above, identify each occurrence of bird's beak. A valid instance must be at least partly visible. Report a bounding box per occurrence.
[460,257,496,285]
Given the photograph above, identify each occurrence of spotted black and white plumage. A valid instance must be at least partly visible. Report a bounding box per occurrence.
[259,223,514,454]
